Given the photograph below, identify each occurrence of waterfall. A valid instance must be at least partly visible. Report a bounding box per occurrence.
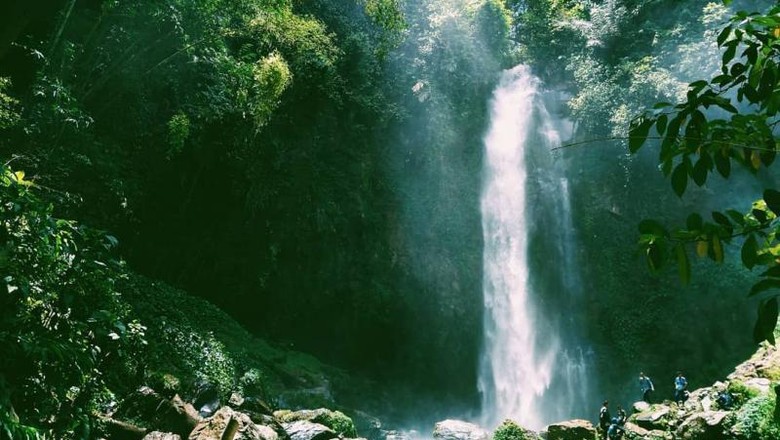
[479,65,593,430]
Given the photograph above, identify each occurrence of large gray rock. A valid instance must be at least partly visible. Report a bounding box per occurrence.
[432,420,489,440]
[115,386,200,437]
[275,409,356,437]
[350,410,382,440]
[633,405,671,430]
[282,420,337,440]
[144,432,182,440]
[545,419,595,440]
[623,421,648,438]
[190,406,277,440]
[254,414,291,440]
[383,430,412,440]
[744,377,772,394]
[676,411,731,440]
[632,401,650,413]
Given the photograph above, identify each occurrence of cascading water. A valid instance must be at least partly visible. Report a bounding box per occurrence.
[479,65,593,430]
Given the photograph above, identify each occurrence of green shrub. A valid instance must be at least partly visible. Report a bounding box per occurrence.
[154,325,237,399]
[0,166,143,438]
[493,419,530,440]
[729,380,762,405]
[731,392,780,440]
[239,368,267,397]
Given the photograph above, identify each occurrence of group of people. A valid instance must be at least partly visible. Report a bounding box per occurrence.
[598,400,627,440]
[637,371,689,405]
[597,371,689,440]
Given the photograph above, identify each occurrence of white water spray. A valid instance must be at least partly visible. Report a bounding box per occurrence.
[479,65,592,430]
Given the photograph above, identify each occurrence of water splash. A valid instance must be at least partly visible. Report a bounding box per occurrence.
[479,65,593,430]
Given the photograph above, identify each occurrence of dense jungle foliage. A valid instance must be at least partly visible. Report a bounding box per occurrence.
[2,0,780,437]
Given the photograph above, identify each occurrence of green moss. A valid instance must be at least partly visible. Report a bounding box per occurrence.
[147,372,181,398]
[314,410,357,438]
[729,380,762,405]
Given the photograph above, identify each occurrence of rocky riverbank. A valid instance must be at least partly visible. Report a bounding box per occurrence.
[105,337,780,440]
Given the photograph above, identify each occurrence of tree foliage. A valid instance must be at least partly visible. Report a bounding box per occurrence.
[0,0,512,419]
[629,1,780,344]
[0,166,145,438]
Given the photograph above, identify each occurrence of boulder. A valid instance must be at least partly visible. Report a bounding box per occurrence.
[254,414,291,440]
[230,393,246,408]
[189,406,277,440]
[700,396,712,412]
[632,401,650,413]
[275,409,357,437]
[143,432,182,440]
[282,420,337,440]
[645,430,673,440]
[240,396,275,419]
[676,411,731,440]
[350,410,383,440]
[114,386,200,437]
[545,419,595,440]
[383,430,413,440]
[633,405,671,430]
[432,420,489,440]
[744,377,772,394]
[623,421,648,438]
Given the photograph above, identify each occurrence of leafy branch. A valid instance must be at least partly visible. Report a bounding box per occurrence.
[629,2,780,344]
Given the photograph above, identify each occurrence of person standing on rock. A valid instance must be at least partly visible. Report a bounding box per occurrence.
[674,371,688,404]
[599,400,611,440]
[639,372,654,403]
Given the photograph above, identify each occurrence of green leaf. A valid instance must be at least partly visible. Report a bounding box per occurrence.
[742,234,758,269]
[689,80,708,93]
[714,150,731,178]
[762,266,780,278]
[629,117,653,153]
[731,62,746,77]
[712,234,724,263]
[686,213,703,231]
[692,156,708,186]
[753,208,769,224]
[726,209,746,225]
[764,189,780,216]
[723,41,738,65]
[676,244,691,285]
[638,219,668,236]
[662,114,683,154]
[671,163,688,197]
[753,297,778,344]
[652,102,672,109]
[749,278,780,296]
[711,212,734,236]
[717,25,732,46]
[656,114,668,136]
[712,211,732,228]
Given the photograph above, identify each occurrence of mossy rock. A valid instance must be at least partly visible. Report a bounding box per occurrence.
[274,408,357,438]
[147,372,182,399]
[727,381,761,405]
